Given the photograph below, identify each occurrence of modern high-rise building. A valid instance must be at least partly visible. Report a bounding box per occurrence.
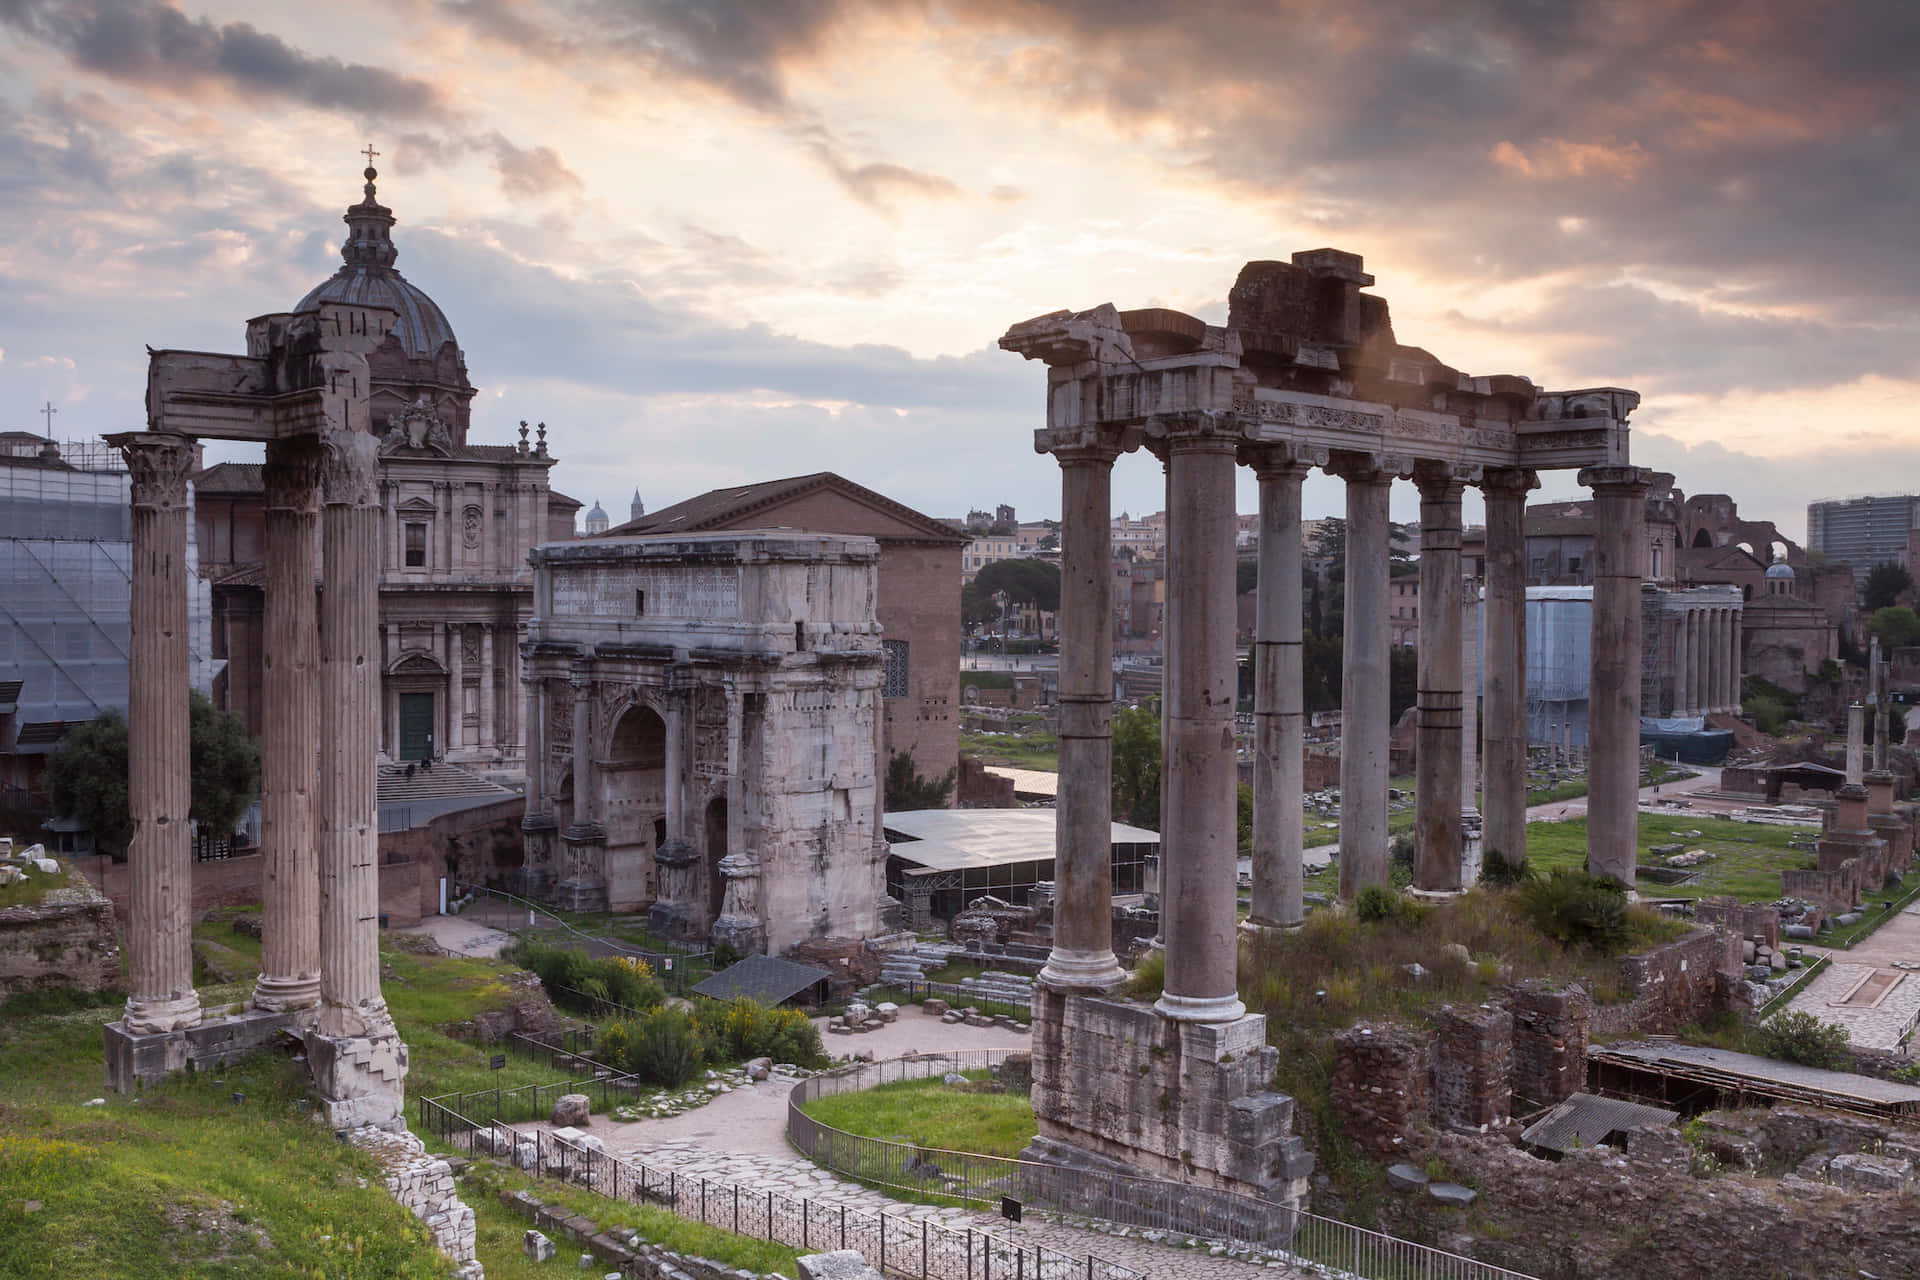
[1807,494,1919,593]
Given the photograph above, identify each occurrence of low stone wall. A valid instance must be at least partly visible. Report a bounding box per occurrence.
[1507,981,1589,1109]
[499,1185,779,1280]
[77,849,432,928]
[1428,1004,1511,1132]
[1694,898,1780,951]
[1594,925,1743,1036]
[349,1126,480,1279]
[1330,1023,1429,1157]
[0,872,120,997]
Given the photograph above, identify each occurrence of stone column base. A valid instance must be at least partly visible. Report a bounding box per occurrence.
[104,1008,292,1093]
[306,1028,409,1131]
[1027,986,1313,1229]
[1406,887,1467,904]
[710,914,766,957]
[553,875,609,913]
[1239,917,1304,941]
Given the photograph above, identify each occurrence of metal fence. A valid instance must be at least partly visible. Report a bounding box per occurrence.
[420,1066,640,1132]
[417,1094,1144,1280]
[789,1051,1542,1280]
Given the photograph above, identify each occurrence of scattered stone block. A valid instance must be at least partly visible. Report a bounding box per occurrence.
[923,999,949,1016]
[1770,950,1787,972]
[1827,1152,1912,1193]
[1386,1163,1430,1192]
[550,1093,591,1127]
[874,1002,899,1022]
[1428,1182,1477,1207]
[525,1229,556,1261]
[747,1057,772,1081]
[1401,963,1430,983]
[942,1072,967,1085]
[797,1249,885,1280]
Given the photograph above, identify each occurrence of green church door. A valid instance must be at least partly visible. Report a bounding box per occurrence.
[399,692,435,761]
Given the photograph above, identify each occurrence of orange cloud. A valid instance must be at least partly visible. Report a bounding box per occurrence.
[1490,138,1650,181]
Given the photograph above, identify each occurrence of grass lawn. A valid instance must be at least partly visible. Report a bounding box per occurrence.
[0,856,90,911]
[798,1071,1036,1159]
[1522,813,1818,901]
[957,718,1059,771]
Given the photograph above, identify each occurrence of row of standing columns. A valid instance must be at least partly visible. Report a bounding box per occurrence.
[116,429,393,1046]
[1037,424,1653,1021]
[1672,604,1741,716]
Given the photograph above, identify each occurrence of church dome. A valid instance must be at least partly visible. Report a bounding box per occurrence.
[295,165,459,359]
[1765,557,1797,580]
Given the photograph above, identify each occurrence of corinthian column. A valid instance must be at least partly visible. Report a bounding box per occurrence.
[1243,444,1316,931]
[1479,468,1536,873]
[315,428,395,1037]
[1413,462,1470,894]
[253,437,324,1015]
[1155,415,1244,1024]
[1581,465,1652,889]
[1038,433,1126,991]
[1329,451,1401,897]
[112,432,203,1035]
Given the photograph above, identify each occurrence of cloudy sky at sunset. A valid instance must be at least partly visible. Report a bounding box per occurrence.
[2,0,1916,532]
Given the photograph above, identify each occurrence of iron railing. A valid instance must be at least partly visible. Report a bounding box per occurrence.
[417,1094,1144,1280]
[788,1051,1542,1280]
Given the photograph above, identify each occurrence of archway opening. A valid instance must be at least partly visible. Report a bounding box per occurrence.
[1692,529,1713,548]
[705,797,729,923]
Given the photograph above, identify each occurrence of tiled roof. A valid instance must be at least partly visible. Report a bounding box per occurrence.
[690,954,833,1005]
[15,720,83,746]
[194,462,264,493]
[1520,1092,1677,1155]
[607,472,967,545]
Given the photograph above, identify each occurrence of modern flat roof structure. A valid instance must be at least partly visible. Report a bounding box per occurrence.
[883,807,1158,926]
[981,766,1059,800]
[1590,1040,1920,1119]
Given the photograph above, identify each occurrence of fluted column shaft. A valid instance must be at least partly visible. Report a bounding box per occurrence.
[1414,465,1467,893]
[1332,453,1398,897]
[571,671,596,826]
[317,429,392,1034]
[446,623,464,751]
[114,433,203,1034]
[1481,469,1536,869]
[1673,609,1690,715]
[1040,440,1126,991]
[254,437,324,1015]
[479,624,496,757]
[1582,465,1651,889]
[1246,449,1312,930]
[525,674,547,812]
[1156,424,1244,1024]
[1692,612,1708,715]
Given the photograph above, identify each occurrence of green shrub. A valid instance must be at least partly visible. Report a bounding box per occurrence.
[1753,1009,1852,1071]
[506,937,665,1014]
[1516,869,1629,951]
[629,1008,711,1087]
[1354,884,1422,927]
[692,997,826,1067]
[594,1020,634,1069]
[1479,847,1535,886]
[1126,948,1165,1000]
[1388,834,1415,870]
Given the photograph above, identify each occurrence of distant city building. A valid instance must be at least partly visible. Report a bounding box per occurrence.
[0,442,214,827]
[630,489,645,522]
[1807,494,1920,593]
[584,499,610,535]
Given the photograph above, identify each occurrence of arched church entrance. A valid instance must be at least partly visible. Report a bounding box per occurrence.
[602,705,667,912]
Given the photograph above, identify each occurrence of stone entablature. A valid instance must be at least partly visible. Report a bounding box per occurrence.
[521,532,887,954]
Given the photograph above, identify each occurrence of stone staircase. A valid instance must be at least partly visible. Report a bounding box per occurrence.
[876,941,965,987]
[957,969,1037,1006]
[376,761,514,807]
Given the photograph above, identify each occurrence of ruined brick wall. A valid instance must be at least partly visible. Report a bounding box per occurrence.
[1593,926,1742,1036]
[1380,1126,1920,1280]
[0,894,120,996]
[1783,864,1859,912]
[1331,1023,1429,1157]
[1428,1004,1512,1132]
[954,755,1016,808]
[1507,980,1590,1110]
[1694,898,1780,950]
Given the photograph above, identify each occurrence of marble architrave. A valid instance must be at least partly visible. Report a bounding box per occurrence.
[520,532,886,955]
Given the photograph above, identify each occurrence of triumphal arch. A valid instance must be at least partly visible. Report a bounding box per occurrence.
[519,531,888,955]
[1001,249,1645,1215]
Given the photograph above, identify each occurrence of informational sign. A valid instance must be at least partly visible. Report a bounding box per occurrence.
[490,1054,506,1071]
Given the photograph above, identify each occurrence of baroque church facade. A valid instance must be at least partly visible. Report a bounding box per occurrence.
[196,172,581,772]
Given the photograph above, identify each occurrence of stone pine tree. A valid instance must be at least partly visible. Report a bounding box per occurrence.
[46,690,261,858]
[885,751,956,810]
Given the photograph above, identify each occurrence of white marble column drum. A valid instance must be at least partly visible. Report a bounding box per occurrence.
[253,436,324,1016]
[1413,463,1468,894]
[1480,468,1536,870]
[1039,437,1127,992]
[1581,465,1652,889]
[315,428,397,1037]
[113,432,204,1035]
[1155,420,1244,1024]
[1330,451,1399,897]
[1245,446,1314,931]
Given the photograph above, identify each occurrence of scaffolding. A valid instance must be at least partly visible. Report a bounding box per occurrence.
[1524,587,1591,749]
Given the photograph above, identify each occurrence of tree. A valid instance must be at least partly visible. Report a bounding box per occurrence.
[1869,606,1920,650]
[1111,701,1162,829]
[1037,532,1059,552]
[45,690,260,858]
[1864,561,1914,612]
[1235,559,1259,597]
[973,558,1061,613]
[885,751,955,810]
[959,581,997,633]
